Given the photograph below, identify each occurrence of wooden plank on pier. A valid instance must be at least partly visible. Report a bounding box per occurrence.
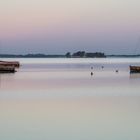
[0,61,20,68]
[0,65,16,73]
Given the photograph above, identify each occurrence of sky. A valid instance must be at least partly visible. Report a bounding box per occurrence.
[0,0,140,54]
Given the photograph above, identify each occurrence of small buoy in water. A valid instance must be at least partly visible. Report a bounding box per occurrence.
[102,66,104,69]
[91,67,93,69]
[116,70,119,73]
[91,72,93,76]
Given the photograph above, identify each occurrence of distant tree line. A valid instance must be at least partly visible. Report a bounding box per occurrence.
[1,52,140,58]
[0,51,106,58]
[66,51,106,58]
[0,54,65,58]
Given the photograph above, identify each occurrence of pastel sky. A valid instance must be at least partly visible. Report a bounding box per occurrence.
[0,0,140,54]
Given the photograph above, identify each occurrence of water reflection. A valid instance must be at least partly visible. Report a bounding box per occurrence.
[0,74,1,88]
[0,73,15,89]
[0,97,140,140]
[130,73,140,79]
[0,58,140,97]
[0,58,140,140]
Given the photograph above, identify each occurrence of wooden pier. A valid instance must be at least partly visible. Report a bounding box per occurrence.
[0,61,20,68]
[0,61,20,73]
[130,66,140,73]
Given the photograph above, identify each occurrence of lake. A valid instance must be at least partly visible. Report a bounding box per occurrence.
[0,58,140,140]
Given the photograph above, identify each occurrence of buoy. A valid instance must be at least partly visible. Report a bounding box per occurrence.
[91,72,93,76]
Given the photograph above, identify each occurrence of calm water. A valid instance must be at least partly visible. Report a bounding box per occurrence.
[0,58,140,140]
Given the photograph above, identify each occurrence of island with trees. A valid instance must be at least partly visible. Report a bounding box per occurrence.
[0,51,106,58]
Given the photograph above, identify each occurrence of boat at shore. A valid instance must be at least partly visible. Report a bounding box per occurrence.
[0,65,16,73]
[0,61,20,68]
[130,66,140,73]
[0,61,20,73]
